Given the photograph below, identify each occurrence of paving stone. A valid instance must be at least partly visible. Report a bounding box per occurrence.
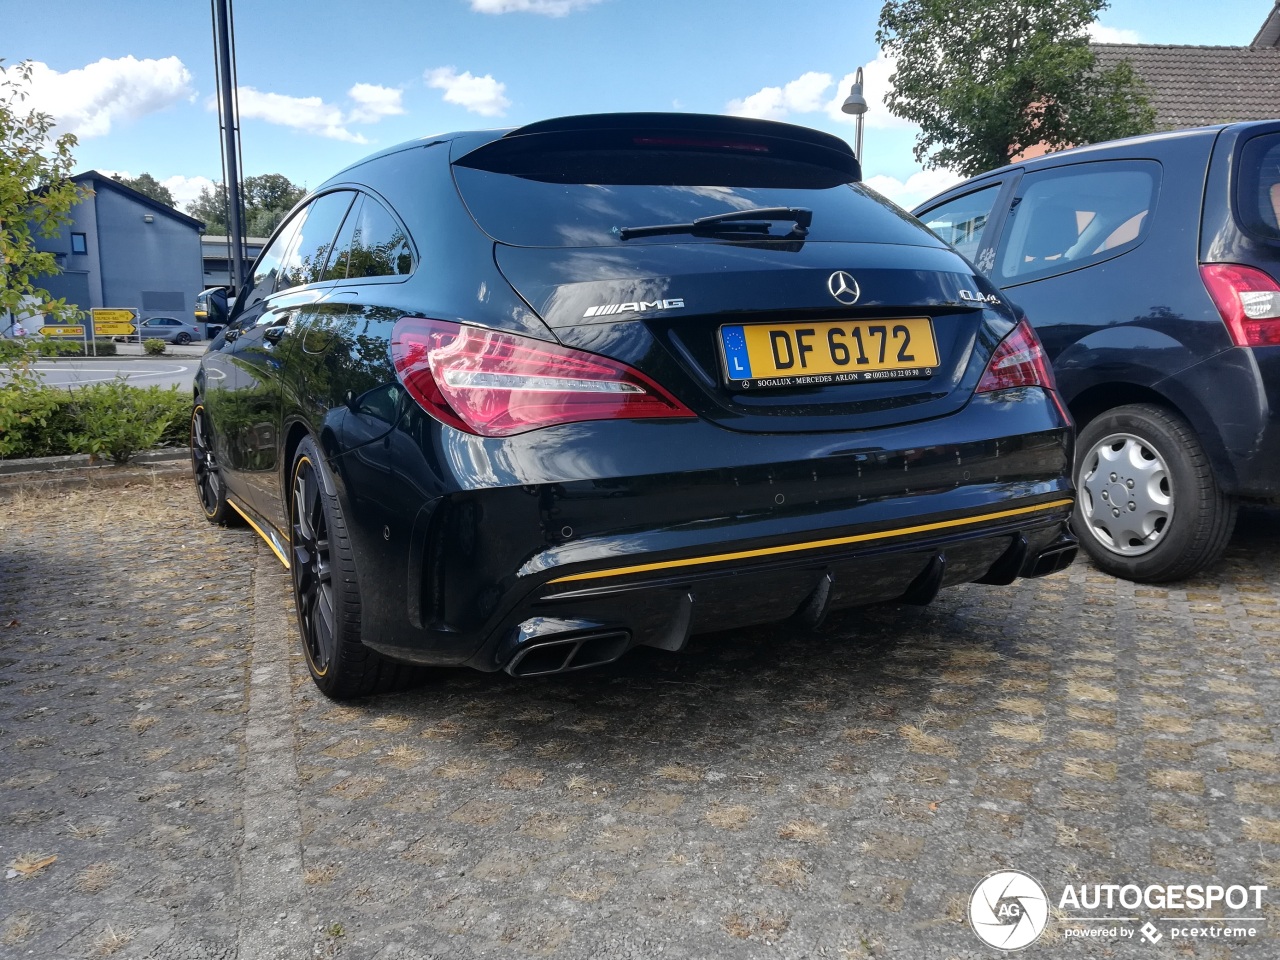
[1,479,1278,957]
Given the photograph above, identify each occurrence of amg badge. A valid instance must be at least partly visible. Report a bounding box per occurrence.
[584,298,685,318]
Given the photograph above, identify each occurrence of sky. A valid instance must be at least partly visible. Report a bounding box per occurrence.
[2,0,1274,216]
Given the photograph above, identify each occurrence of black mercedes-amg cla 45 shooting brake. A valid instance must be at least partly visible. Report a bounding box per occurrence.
[190,113,1077,699]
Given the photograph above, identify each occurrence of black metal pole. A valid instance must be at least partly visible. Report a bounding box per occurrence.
[213,0,245,293]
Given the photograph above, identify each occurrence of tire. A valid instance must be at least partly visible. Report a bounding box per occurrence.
[176,332,192,345]
[1073,403,1236,583]
[190,403,239,525]
[289,436,421,699]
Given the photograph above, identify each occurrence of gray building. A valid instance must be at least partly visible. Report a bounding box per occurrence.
[201,234,268,290]
[35,171,205,326]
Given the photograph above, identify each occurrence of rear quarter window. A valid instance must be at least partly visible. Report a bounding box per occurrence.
[1236,133,1280,242]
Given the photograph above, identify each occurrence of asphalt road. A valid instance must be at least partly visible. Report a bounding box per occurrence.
[1,475,1278,959]
[26,358,197,393]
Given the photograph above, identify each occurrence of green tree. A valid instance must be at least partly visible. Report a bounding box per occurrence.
[185,173,304,237]
[877,0,1156,176]
[1,59,89,327]
[111,171,176,207]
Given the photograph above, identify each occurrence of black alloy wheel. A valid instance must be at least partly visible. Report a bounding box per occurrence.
[289,436,417,698]
[190,404,237,525]
[176,332,192,345]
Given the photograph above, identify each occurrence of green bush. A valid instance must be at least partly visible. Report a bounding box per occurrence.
[31,338,118,357]
[63,380,189,463]
[143,338,166,356]
[1,338,191,461]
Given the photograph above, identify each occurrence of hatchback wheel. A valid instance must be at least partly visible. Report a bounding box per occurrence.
[289,436,419,698]
[190,403,237,525]
[1073,403,1236,582]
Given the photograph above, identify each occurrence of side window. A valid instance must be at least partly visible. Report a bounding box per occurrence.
[277,191,355,290]
[996,161,1159,285]
[918,184,1002,263]
[327,196,414,280]
[238,213,305,313]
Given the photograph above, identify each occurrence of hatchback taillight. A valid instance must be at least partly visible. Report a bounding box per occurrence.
[976,319,1058,395]
[390,318,694,437]
[1200,263,1280,347]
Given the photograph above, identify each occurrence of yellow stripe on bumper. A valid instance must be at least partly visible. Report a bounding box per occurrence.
[547,498,1074,585]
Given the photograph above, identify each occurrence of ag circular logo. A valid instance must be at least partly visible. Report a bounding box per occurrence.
[969,870,1049,951]
[827,270,860,305]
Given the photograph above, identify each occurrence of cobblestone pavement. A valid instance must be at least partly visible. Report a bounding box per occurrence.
[1,476,1278,959]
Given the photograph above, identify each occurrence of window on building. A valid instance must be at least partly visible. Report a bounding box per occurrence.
[71,232,87,255]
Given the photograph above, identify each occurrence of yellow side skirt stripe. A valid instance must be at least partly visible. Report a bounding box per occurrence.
[547,498,1074,585]
[227,498,291,570]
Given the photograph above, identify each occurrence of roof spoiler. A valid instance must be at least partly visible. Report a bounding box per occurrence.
[457,111,861,182]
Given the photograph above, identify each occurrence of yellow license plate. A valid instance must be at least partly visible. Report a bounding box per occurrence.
[719,318,939,388]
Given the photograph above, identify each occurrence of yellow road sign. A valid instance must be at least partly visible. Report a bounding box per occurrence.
[41,325,86,337]
[94,322,137,336]
[91,308,136,326]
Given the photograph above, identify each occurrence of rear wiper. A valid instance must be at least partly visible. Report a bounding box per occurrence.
[618,206,812,241]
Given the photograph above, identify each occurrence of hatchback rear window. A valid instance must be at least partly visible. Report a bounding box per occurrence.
[1236,133,1280,241]
[452,131,943,249]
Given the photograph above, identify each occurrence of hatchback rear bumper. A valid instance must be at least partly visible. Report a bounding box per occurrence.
[482,505,1076,676]
[331,388,1074,672]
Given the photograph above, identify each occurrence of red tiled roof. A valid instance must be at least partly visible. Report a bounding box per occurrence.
[1092,43,1280,127]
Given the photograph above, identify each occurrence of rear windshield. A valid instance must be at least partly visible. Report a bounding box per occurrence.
[1237,132,1280,241]
[452,137,943,249]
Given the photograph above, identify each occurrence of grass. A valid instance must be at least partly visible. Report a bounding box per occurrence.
[704,803,754,830]
[76,863,115,893]
[779,818,830,844]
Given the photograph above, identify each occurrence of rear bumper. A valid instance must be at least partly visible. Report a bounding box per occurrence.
[330,386,1074,672]
[1162,345,1280,499]
[481,502,1076,676]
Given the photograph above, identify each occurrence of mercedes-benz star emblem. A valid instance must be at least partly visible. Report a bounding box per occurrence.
[827,271,860,305]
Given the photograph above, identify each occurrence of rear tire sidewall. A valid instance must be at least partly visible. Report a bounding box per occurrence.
[1072,403,1234,583]
[290,437,365,698]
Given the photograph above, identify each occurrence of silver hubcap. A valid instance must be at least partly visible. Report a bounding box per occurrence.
[1079,432,1173,556]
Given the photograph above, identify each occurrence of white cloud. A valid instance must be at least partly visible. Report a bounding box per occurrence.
[233,87,368,143]
[864,168,964,211]
[1088,23,1143,44]
[347,83,404,123]
[219,83,403,141]
[425,67,510,117]
[469,0,601,15]
[726,71,833,121]
[162,174,217,209]
[15,56,193,138]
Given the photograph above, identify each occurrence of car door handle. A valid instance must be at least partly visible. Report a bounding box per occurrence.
[263,311,296,345]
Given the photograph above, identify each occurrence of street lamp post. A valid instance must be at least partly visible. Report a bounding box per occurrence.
[841,66,868,171]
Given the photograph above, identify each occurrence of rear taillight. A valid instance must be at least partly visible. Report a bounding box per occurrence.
[1200,263,1280,347]
[976,319,1058,394]
[390,318,694,437]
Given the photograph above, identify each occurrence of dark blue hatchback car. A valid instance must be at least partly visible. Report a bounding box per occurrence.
[192,113,1075,698]
[915,122,1280,583]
